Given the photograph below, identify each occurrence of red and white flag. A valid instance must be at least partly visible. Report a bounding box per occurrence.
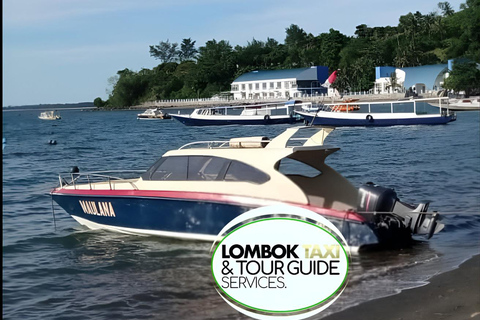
[322,70,338,88]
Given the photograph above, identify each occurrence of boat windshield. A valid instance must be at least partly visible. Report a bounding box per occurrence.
[142,156,270,184]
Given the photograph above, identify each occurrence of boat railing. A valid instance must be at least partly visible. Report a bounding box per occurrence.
[179,139,275,149]
[178,127,328,149]
[316,97,452,115]
[178,138,321,149]
[195,101,311,115]
[58,170,145,190]
[179,141,231,149]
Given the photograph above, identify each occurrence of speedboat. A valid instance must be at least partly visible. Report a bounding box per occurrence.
[137,108,171,119]
[447,98,480,111]
[296,98,456,126]
[170,100,309,126]
[50,126,444,251]
[39,111,61,120]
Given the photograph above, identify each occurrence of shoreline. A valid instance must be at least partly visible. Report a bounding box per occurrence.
[323,254,480,320]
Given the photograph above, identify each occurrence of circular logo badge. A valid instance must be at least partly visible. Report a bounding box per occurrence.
[211,205,350,319]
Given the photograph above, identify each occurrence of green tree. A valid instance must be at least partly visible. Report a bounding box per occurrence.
[443,0,480,61]
[385,71,401,92]
[108,69,150,107]
[438,1,455,16]
[149,40,179,63]
[284,24,308,67]
[235,38,268,69]
[93,97,106,108]
[264,37,287,67]
[196,39,236,96]
[179,38,198,61]
[443,60,480,96]
[317,29,349,70]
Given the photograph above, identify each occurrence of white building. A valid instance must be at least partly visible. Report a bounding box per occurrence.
[373,61,453,95]
[230,66,329,100]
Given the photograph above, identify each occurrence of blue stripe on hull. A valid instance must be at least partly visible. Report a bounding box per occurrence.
[52,194,378,248]
[171,115,303,126]
[302,114,456,127]
[53,194,249,235]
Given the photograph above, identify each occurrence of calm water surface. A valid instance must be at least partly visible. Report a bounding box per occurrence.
[3,108,480,319]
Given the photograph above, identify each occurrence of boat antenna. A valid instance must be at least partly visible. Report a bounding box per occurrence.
[51,194,57,231]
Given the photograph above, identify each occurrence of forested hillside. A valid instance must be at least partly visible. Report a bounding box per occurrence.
[97,0,480,108]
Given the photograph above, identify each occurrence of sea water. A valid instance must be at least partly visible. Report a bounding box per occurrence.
[3,108,480,319]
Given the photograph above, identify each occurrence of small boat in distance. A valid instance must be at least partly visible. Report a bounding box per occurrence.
[137,108,171,120]
[51,126,444,251]
[170,100,309,126]
[38,111,61,120]
[447,98,480,111]
[296,98,456,126]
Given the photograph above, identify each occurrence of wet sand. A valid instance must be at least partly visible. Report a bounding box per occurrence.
[324,254,480,320]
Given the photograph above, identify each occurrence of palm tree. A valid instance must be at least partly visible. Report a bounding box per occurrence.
[385,71,401,93]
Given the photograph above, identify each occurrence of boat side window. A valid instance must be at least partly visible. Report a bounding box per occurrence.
[393,102,414,113]
[143,156,269,183]
[224,161,270,184]
[141,158,166,180]
[370,104,392,113]
[149,156,188,180]
[188,156,230,181]
[276,157,321,178]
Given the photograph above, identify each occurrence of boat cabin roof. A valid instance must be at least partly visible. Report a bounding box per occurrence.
[192,100,311,113]
[139,126,357,211]
[145,126,338,179]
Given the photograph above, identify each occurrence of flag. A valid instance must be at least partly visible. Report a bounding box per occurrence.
[322,70,338,88]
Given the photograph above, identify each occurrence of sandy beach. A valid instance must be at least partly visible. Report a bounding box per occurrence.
[324,254,480,320]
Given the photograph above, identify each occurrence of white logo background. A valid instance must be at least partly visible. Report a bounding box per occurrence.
[211,205,350,319]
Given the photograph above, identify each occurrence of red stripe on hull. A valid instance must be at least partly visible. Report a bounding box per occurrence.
[51,188,365,222]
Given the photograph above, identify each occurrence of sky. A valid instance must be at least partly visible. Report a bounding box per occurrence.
[2,0,466,107]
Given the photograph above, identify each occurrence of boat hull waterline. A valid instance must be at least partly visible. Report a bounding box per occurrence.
[51,189,377,248]
[298,112,456,127]
[170,114,302,126]
[170,100,310,126]
[297,98,456,127]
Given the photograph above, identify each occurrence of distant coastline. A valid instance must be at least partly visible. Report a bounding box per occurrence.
[2,102,95,111]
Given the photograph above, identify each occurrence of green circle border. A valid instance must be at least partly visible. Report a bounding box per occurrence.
[211,217,350,314]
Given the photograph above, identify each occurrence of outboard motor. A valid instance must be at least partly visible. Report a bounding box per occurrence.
[357,182,411,246]
[357,182,444,247]
[358,182,397,213]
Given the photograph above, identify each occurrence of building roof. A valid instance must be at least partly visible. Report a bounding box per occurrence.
[401,64,448,89]
[233,67,328,83]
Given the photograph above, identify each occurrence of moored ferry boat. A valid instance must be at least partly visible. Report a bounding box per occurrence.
[296,98,456,126]
[39,111,61,120]
[51,127,444,251]
[137,108,171,119]
[170,100,309,126]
